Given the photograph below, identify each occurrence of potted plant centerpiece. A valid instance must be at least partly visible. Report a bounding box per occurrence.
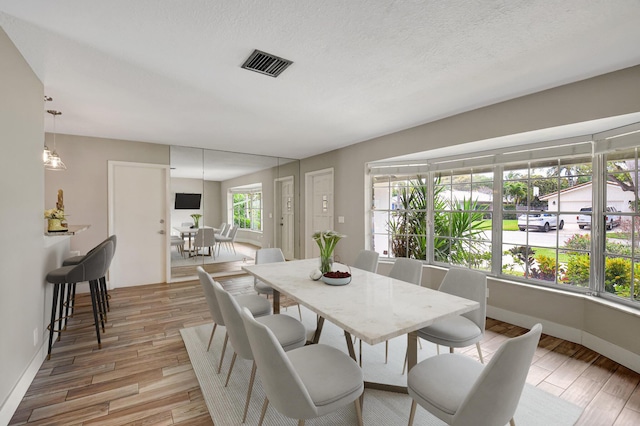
[190,213,202,228]
[312,230,346,274]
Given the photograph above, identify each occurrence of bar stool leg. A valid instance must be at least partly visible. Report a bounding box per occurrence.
[57,283,66,338]
[101,276,110,312]
[88,279,103,347]
[63,282,73,330]
[47,283,60,360]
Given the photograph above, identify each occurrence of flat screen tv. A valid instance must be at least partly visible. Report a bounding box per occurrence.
[174,193,202,209]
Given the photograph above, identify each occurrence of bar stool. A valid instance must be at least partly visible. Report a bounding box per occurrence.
[46,240,111,359]
[63,235,116,321]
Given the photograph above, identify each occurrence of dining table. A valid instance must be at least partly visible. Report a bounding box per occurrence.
[242,258,479,393]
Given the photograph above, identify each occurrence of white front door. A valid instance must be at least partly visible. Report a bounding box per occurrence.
[108,161,169,287]
[305,168,334,258]
[276,176,295,260]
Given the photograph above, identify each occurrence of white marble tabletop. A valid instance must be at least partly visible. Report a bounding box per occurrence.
[242,258,479,346]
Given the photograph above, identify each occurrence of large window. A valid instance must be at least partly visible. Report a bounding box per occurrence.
[231,186,262,231]
[369,123,640,307]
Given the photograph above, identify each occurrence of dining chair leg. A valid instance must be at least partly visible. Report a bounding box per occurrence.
[510,418,516,426]
[408,399,417,426]
[297,303,302,321]
[298,420,305,426]
[354,398,364,426]
[207,323,217,351]
[242,361,257,423]
[217,332,229,373]
[258,397,269,426]
[359,339,362,367]
[225,352,237,386]
[385,340,389,363]
[476,342,484,364]
[450,347,454,353]
[402,348,408,375]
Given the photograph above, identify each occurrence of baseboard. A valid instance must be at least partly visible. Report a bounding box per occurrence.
[487,306,640,374]
[0,341,47,425]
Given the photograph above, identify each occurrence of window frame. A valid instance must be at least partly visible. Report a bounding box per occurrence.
[368,123,640,309]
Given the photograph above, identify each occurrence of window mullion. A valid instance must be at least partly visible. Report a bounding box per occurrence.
[591,154,605,295]
[492,165,504,276]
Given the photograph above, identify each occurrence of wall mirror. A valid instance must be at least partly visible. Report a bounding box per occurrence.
[169,146,300,281]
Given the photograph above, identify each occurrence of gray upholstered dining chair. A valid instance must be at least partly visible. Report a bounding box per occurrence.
[196,267,271,373]
[363,257,423,365]
[212,279,307,423]
[353,249,379,273]
[253,247,302,320]
[193,227,216,258]
[241,307,364,426]
[402,266,487,374]
[407,323,542,426]
[216,225,238,255]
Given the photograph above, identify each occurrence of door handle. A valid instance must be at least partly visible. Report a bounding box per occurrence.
[159,230,165,234]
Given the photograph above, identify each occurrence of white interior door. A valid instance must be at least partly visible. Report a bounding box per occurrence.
[109,161,169,287]
[276,176,295,260]
[305,168,334,257]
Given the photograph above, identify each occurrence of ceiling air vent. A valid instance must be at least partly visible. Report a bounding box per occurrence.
[241,49,293,78]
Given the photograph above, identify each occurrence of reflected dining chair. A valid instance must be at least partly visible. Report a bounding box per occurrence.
[242,307,364,426]
[216,225,238,255]
[407,324,542,426]
[213,279,307,423]
[192,227,216,258]
[196,267,271,373]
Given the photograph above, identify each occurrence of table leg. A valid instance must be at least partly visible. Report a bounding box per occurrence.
[407,331,418,373]
[273,289,280,314]
[312,316,325,344]
[344,331,357,361]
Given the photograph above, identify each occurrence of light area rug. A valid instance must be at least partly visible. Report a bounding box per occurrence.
[171,249,253,267]
[180,306,582,425]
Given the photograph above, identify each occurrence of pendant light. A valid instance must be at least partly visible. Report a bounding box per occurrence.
[44,109,66,171]
[42,95,52,164]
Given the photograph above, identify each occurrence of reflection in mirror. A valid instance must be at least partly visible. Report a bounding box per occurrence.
[169,146,299,281]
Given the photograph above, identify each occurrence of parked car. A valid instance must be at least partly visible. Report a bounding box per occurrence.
[576,206,621,230]
[518,213,564,232]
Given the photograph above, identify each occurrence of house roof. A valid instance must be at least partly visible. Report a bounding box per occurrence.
[1,1,640,160]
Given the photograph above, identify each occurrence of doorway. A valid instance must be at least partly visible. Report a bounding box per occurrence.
[275,176,295,260]
[108,161,170,287]
[305,168,334,258]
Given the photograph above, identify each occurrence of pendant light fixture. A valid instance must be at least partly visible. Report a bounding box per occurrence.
[44,109,66,171]
[42,95,52,164]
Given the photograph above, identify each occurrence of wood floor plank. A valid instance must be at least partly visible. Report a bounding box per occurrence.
[9,270,640,425]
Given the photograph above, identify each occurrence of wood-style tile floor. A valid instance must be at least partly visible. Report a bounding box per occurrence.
[9,275,640,425]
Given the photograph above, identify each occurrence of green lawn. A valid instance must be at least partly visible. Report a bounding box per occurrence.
[475,219,519,231]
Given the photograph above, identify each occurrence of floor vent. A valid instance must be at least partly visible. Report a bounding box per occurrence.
[241,49,293,78]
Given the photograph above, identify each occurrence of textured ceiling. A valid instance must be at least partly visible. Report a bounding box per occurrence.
[1,0,640,160]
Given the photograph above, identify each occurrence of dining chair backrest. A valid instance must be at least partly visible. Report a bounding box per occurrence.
[196,266,225,326]
[453,324,542,425]
[389,257,423,285]
[255,247,285,265]
[439,267,487,332]
[212,279,254,360]
[194,227,215,246]
[353,249,379,273]
[228,225,238,240]
[241,308,316,419]
[220,224,231,236]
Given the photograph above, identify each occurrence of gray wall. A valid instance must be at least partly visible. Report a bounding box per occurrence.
[299,65,640,368]
[44,134,169,255]
[0,27,46,418]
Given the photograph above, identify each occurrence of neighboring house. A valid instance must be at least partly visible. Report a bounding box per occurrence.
[539,181,634,223]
